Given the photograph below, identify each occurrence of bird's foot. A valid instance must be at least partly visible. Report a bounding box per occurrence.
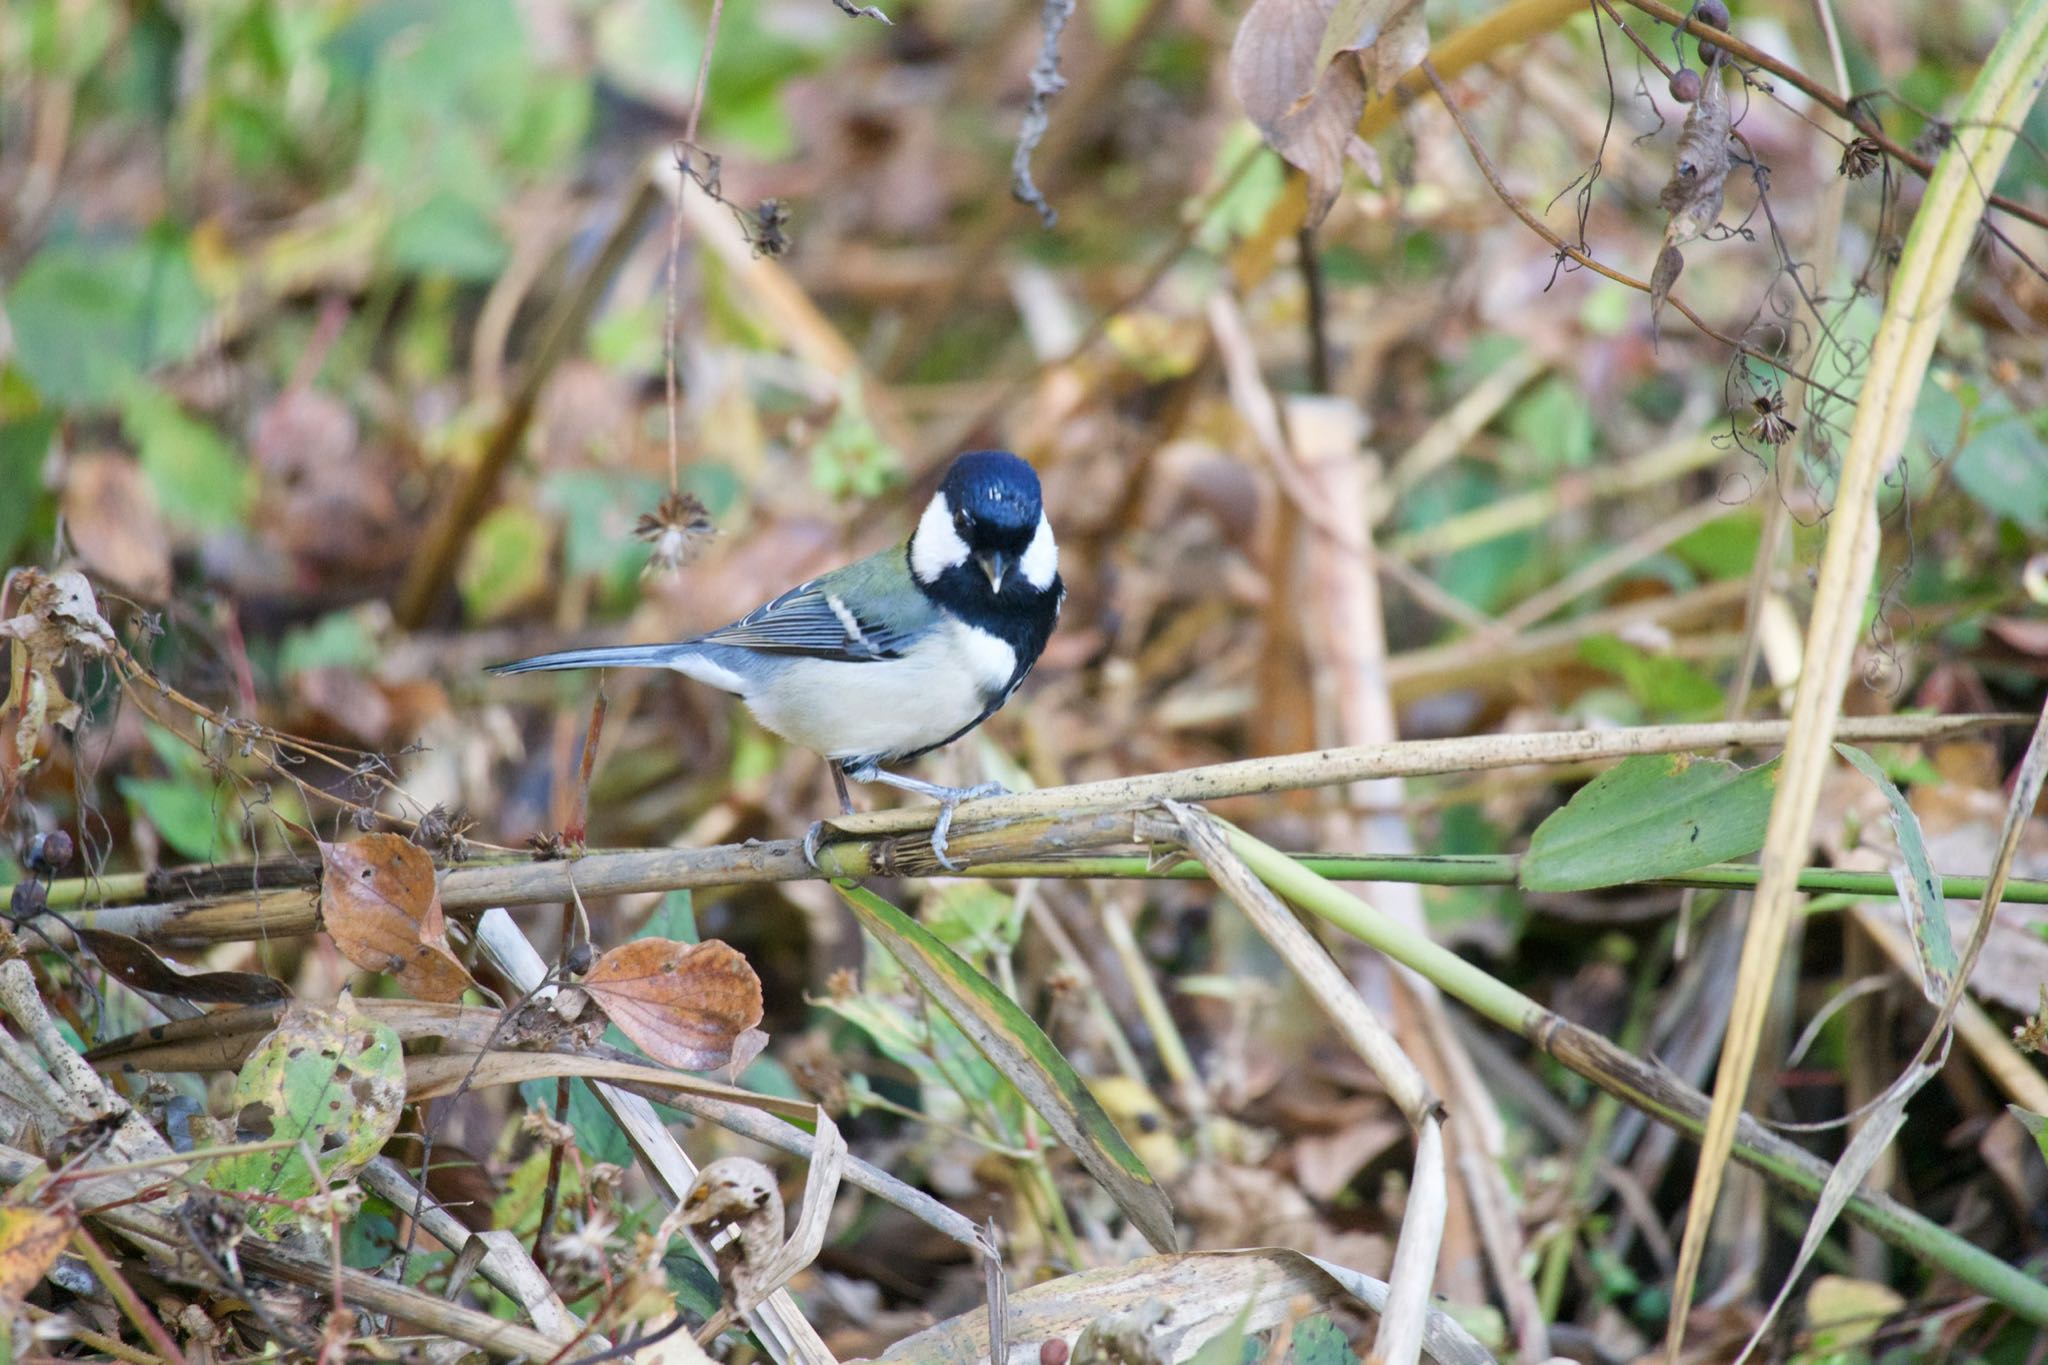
[803,820,828,872]
[928,782,1005,872]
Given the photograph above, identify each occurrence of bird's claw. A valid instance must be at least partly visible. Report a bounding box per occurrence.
[928,782,1005,872]
[803,820,828,872]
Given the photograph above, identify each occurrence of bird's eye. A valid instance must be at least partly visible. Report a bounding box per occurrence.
[953,509,972,534]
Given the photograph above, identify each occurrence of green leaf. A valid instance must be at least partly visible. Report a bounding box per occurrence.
[7,232,210,405]
[118,777,241,863]
[1669,509,1761,581]
[207,1004,405,1237]
[457,503,551,622]
[0,416,57,564]
[833,882,1178,1252]
[118,385,252,532]
[1836,744,1955,1000]
[1507,376,1595,472]
[638,889,698,945]
[1579,634,1723,719]
[1953,410,2048,533]
[516,1078,635,1166]
[386,193,509,280]
[1289,1315,1359,1365]
[1521,753,1781,892]
[2011,1106,2048,1168]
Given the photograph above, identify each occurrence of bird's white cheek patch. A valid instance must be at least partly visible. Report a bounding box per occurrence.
[911,493,970,584]
[956,622,1019,696]
[1020,513,1058,590]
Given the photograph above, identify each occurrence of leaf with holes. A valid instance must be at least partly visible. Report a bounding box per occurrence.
[319,835,475,1003]
[206,1003,405,1237]
[1520,753,1780,892]
[581,938,764,1072]
[1837,744,1955,1002]
[0,1203,77,1301]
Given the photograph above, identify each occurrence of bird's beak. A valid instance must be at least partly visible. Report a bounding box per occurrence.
[976,549,1011,593]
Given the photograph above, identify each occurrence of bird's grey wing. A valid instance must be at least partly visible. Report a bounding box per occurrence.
[689,578,924,661]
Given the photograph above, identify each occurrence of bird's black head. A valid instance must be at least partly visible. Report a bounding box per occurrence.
[910,450,1058,601]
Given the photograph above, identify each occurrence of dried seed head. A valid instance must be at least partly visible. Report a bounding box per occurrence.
[1839,137,1883,179]
[1750,392,1798,446]
[635,490,716,578]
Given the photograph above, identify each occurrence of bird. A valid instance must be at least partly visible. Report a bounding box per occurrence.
[491,450,1063,869]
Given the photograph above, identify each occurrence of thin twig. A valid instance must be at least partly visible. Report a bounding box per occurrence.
[1012,0,1076,226]
[1419,60,1855,409]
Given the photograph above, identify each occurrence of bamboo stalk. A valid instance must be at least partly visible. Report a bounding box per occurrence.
[1219,825,2048,1329]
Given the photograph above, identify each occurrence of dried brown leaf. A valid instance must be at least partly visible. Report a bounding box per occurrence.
[77,927,290,1007]
[319,835,476,1003]
[2,570,117,776]
[63,454,171,600]
[1659,68,1731,251]
[1228,0,1369,226]
[1310,0,1427,96]
[583,938,764,1072]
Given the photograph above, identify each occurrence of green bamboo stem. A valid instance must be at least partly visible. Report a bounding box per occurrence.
[1218,824,2048,1329]
[959,854,2048,907]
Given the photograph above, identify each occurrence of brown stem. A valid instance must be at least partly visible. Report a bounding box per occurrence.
[1617,0,2048,234]
[1419,60,1856,408]
[395,177,663,629]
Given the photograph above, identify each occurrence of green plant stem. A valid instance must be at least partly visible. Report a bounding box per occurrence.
[1216,823,2048,1329]
[958,854,2048,906]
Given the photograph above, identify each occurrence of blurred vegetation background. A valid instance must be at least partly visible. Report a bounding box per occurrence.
[3,0,2047,1359]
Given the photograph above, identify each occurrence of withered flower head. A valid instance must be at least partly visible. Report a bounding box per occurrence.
[635,490,715,579]
[413,804,475,862]
[1750,391,1798,446]
[1839,137,1883,180]
[751,199,791,259]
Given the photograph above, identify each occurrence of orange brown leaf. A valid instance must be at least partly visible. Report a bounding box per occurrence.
[319,835,475,1003]
[0,1204,77,1301]
[582,938,764,1072]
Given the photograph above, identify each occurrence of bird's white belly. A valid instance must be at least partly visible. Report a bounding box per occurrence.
[741,621,1018,762]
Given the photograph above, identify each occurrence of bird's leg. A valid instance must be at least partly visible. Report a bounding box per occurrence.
[805,763,861,872]
[847,763,1005,872]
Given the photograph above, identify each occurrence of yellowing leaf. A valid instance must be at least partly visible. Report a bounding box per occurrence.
[206,1004,405,1237]
[0,1204,76,1301]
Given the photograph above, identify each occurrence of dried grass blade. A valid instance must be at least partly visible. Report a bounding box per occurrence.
[1167,803,1438,1364]
[1663,6,2048,1348]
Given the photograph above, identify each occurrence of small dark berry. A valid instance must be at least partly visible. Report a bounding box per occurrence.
[1693,1,1730,64]
[1669,68,1702,103]
[1039,1340,1070,1365]
[25,830,75,876]
[566,942,596,976]
[9,882,47,919]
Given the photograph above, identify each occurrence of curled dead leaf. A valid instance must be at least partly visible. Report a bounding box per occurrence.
[681,1157,785,1310]
[318,835,476,1003]
[2,569,118,776]
[1229,0,1369,227]
[1659,66,1731,252]
[77,927,290,1006]
[582,937,764,1072]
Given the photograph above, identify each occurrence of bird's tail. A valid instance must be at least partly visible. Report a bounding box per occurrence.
[488,644,685,676]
